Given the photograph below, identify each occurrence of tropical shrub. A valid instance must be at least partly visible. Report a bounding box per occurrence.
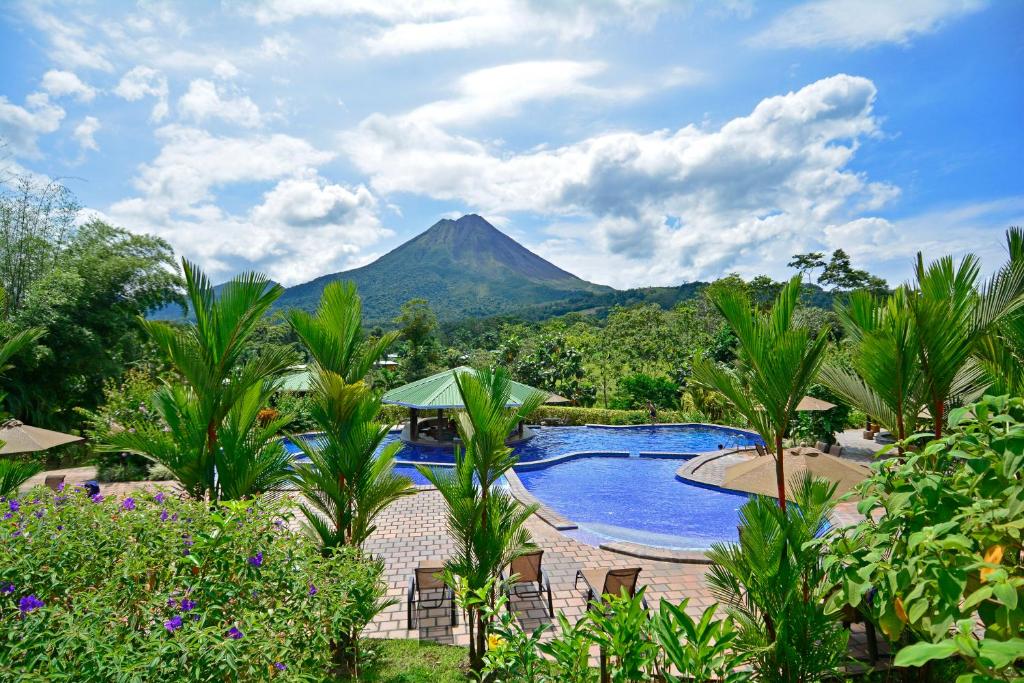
[609,372,680,410]
[79,369,163,482]
[707,475,849,682]
[527,405,709,426]
[825,395,1024,679]
[0,486,389,681]
[789,384,851,447]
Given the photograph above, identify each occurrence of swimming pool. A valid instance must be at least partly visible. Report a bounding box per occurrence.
[515,455,750,550]
[282,424,760,463]
[282,424,762,549]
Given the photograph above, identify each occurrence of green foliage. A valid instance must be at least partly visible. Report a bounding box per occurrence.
[508,331,596,406]
[395,298,439,382]
[79,369,163,482]
[707,475,849,682]
[0,488,390,681]
[528,404,710,426]
[609,372,679,410]
[818,248,888,295]
[105,261,296,501]
[652,599,747,683]
[0,208,182,428]
[287,282,413,550]
[692,276,830,506]
[358,639,467,683]
[825,395,1024,680]
[0,458,40,497]
[587,589,659,682]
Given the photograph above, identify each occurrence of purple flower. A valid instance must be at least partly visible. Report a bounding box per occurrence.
[167,597,176,607]
[164,615,183,632]
[180,598,196,612]
[11,530,21,538]
[33,509,44,519]
[121,498,136,511]
[274,662,286,671]
[154,492,165,504]
[171,513,179,522]
[247,552,263,568]
[56,482,65,493]
[308,584,317,597]
[160,509,169,522]
[91,494,104,503]
[192,613,200,621]
[2,512,11,521]
[19,595,43,613]
[2,584,14,595]
[56,525,63,531]
[8,500,19,513]
[227,626,243,640]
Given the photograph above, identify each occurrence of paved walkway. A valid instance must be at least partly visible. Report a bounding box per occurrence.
[362,488,884,665]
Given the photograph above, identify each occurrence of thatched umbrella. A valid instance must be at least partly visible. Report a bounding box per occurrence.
[0,419,83,454]
[796,396,837,411]
[723,449,869,501]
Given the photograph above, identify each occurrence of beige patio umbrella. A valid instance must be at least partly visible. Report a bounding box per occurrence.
[796,396,837,411]
[723,449,869,501]
[0,419,83,454]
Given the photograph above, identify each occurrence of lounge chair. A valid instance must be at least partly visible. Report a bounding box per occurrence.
[828,444,844,457]
[44,474,65,492]
[755,443,769,457]
[574,567,646,611]
[501,549,553,617]
[815,441,829,452]
[407,560,457,629]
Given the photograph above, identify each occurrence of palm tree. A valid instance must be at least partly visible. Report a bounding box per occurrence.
[692,276,829,510]
[287,281,413,549]
[819,288,925,451]
[290,375,414,549]
[908,250,1024,438]
[706,475,847,681]
[286,281,399,382]
[0,458,41,497]
[976,227,1024,395]
[0,306,45,496]
[107,261,296,500]
[418,367,544,673]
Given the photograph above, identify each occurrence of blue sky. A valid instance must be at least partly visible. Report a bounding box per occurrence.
[1,0,1021,289]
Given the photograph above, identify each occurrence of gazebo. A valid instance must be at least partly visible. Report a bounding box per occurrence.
[381,367,567,445]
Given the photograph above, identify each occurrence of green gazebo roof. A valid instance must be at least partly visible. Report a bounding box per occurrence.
[381,367,566,410]
[279,367,313,393]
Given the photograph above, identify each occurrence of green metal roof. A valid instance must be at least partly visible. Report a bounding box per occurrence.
[279,367,312,393]
[381,366,560,410]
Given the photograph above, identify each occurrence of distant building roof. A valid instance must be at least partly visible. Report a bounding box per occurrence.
[381,366,567,410]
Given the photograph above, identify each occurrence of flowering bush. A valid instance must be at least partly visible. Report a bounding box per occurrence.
[0,486,389,681]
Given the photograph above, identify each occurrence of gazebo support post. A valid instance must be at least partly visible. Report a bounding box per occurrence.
[517,420,524,438]
[410,408,419,441]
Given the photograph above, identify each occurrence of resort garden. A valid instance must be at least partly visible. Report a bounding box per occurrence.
[1,184,1023,681]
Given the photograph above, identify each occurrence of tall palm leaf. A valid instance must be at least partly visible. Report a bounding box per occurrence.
[821,288,925,448]
[909,251,1024,437]
[141,259,293,453]
[692,276,829,509]
[976,227,1024,395]
[214,382,294,500]
[291,374,414,549]
[0,456,41,497]
[707,475,845,681]
[286,281,398,383]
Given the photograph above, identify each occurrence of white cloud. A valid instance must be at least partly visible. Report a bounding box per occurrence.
[104,127,385,284]
[0,93,65,157]
[343,74,902,287]
[751,0,986,49]
[212,60,240,79]
[246,0,668,55]
[73,116,101,152]
[113,66,169,121]
[23,7,114,71]
[178,79,262,128]
[40,70,97,102]
[407,61,629,127]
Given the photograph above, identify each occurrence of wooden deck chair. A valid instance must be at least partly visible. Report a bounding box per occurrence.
[44,474,65,492]
[407,560,457,629]
[574,567,646,611]
[501,549,553,617]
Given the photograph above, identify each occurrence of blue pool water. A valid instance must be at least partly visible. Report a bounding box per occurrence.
[515,456,750,550]
[282,424,761,548]
[283,424,760,464]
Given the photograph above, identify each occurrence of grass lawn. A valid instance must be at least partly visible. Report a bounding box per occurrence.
[354,639,469,682]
